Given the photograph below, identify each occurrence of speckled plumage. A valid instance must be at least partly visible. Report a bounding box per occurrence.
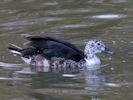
[8,34,112,70]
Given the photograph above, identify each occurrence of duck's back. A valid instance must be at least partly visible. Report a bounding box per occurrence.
[23,35,84,62]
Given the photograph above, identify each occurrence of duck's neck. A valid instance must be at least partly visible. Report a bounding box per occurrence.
[84,52,101,66]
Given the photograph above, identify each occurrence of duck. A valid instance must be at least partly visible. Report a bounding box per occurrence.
[8,34,112,70]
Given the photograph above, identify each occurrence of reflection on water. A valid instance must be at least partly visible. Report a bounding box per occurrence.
[0,61,124,100]
[91,14,127,19]
[84,67,105,93]
[0,62,107,96]
[0,0,133,100]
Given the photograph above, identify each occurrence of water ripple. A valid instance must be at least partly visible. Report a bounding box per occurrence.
[51,23,96,30]
[43,2,58,6]
[46,8,91,15]
[0,17,64,27]
[91,14,127,19]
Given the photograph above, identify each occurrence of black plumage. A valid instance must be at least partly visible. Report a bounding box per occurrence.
[8,44,40,58]
[23,35,84,62]
[9,35,84,62]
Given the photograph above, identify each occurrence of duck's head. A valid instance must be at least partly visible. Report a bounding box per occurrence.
[84,40,113,56]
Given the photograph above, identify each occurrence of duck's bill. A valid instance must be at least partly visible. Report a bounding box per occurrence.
[103,47,114,54]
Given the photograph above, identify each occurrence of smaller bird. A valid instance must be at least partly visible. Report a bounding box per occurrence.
[8,34,112,71]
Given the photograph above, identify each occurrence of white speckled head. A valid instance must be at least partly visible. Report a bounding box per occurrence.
[84,40,112,66]
[84,40,110,55]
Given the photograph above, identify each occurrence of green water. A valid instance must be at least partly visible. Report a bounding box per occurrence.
[0,0,132,100]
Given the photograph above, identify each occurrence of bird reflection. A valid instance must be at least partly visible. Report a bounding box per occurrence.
[84,65,106,93]
[2,61,107,96]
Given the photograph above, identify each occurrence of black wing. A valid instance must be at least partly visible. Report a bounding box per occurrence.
[22,34,84,62]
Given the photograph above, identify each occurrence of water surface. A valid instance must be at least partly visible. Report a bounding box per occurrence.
[0,0,132,100]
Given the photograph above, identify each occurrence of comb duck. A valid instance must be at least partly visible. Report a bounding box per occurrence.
[8,34,112,70]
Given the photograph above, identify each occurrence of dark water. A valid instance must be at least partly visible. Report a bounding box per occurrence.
[0,0,133,100]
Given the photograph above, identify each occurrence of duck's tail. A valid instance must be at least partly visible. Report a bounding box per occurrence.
[8,44,22,56]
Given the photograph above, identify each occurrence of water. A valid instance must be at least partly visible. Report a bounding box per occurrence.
[0,0,133,100]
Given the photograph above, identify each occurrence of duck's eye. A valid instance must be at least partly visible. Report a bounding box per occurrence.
[97,43,101,45]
